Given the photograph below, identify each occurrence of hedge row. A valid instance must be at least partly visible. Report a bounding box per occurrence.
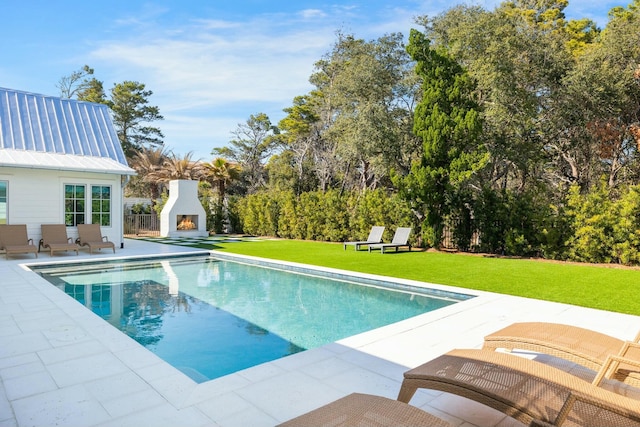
[225,184,640,265]
[232,189,415,244]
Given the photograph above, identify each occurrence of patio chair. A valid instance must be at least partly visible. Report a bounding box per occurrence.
[483,322,640,387]
[343,226,385,250]
[397,348,640,427]
[40,224,79,256]
[368,227,412,253]
[76,223,116,254]
[277,393,450,427]
[0,224,38,259]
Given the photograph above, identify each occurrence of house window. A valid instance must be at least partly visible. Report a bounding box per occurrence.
[65,184,85,226]
[91,185,111,226]
[0,181,7,224]
[64,184,112,227]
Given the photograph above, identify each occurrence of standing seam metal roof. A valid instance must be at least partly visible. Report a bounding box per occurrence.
[0,87,131,170]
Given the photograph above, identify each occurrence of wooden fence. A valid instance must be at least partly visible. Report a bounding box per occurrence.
[124,214,160,237]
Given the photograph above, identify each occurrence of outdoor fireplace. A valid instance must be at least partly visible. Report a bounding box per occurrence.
[160,180,208,237]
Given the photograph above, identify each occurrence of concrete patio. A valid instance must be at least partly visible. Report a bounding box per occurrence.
[1,238,639,427]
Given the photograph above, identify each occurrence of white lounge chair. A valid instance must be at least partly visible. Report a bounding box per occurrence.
[368,227,412,253]
[343,226,385,250]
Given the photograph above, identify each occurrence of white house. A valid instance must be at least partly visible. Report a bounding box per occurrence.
[0,87,136,250]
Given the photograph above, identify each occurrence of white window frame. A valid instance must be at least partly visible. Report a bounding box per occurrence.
[0,181,7,225]
[90,184,112,227]
[64,184,87,226]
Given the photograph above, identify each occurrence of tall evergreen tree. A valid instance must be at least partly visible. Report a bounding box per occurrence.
[76,78,108,105]
[397,29,486,247]
[110,81,164,158]
[58,69,162,159]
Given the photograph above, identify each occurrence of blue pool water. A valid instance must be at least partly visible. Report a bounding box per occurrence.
[32,254,472,382]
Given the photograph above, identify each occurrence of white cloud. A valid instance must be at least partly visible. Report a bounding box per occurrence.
[194,19,243,30]
[300,9,327,19]
[88,13,339,158]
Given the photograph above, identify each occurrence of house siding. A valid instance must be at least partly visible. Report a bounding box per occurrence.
[0,166,124,248]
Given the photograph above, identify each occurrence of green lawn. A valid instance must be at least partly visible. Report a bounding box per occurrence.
[211,239,640,316]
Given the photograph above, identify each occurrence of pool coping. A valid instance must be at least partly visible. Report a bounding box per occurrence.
[30,249,479,301]
[208,251,477,302]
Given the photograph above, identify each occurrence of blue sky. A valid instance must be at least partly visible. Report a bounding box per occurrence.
[0,0,624,161]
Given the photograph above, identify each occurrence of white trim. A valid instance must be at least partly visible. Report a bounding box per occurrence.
[0,180,7,224]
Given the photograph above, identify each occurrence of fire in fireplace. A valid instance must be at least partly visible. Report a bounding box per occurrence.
[177,215,198,231]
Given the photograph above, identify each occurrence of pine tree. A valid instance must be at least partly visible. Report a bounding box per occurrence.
[397,29,487,247]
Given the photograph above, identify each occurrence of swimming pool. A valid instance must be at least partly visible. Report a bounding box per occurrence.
[32,253,473,383]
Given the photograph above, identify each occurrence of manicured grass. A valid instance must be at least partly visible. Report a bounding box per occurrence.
[214,239,640,316]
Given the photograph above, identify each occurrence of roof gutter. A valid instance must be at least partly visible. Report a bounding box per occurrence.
[0,163,137,176]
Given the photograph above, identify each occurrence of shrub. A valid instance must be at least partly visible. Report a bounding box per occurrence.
[226,196,243,233]
[471,187,558,257]
[612,186,640,264]
[565,182,616,263]
[131,202,151,214]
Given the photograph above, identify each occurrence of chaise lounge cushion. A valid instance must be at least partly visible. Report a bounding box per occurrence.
[343,226,385,250]
[368,227,412,253]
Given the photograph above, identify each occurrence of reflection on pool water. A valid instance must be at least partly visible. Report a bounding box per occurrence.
[32,254,472,383]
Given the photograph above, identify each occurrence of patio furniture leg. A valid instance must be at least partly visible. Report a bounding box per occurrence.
[397,381,418,403]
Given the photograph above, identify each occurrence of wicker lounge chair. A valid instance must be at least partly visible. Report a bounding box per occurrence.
[0,224,38,259]
[483,322,640,387]
[277,393,450,427]
[343,226,385,250]
[397,349,640,427]
[40,224,79,256]
[76,224,115,254]
[368,227,412,253]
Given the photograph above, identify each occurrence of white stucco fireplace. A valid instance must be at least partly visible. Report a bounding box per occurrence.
[160,180,208,237]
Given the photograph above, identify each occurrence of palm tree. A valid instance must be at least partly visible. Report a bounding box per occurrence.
[130,146,170,204]
[204,157,242,233]
[203,157,242,206]
[159,152,206,182]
